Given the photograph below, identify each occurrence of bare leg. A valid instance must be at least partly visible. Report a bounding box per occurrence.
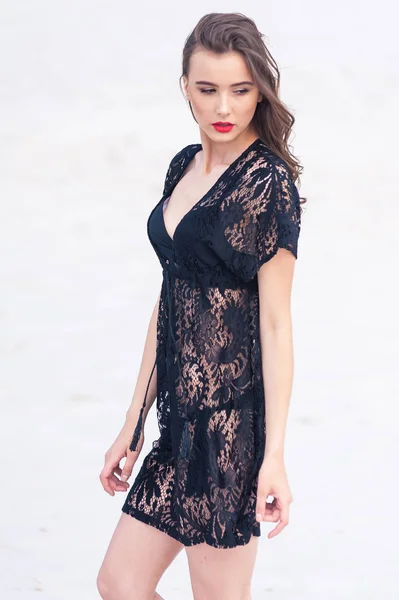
[97,513,183,600]
[186,534,259,600]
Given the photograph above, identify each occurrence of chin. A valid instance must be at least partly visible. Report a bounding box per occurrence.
[208,127,242,140]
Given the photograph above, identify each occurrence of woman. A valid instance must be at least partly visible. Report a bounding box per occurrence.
[97,12,305,600]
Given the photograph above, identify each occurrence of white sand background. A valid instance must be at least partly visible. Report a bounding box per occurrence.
[1,1,398,598]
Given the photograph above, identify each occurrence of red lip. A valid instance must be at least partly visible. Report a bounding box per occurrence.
[212,122,234,133]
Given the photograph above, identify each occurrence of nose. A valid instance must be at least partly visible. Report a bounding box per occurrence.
[216,93,231,118]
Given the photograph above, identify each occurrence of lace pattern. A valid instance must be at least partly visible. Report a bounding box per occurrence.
[122,138,301,548]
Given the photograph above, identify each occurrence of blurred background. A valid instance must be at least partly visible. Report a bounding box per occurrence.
[1,1,398,598]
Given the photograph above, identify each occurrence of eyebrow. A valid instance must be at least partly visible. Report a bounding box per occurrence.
[195,80,254,87]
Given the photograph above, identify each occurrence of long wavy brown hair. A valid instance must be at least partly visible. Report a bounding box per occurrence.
[179,12,307,208]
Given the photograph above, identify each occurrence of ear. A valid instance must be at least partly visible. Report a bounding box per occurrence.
[182,75,189,96]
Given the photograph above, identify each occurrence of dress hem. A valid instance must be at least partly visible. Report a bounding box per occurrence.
[121,505,261,549]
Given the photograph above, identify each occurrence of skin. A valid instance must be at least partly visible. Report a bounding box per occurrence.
[97,48,295,600]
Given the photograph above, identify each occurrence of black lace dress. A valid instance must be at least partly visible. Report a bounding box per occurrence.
[121,137,301,548]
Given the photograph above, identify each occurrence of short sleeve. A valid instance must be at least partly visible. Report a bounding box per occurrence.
[212,160,301,282]
[162,144,199,196]
[162,154,177,195]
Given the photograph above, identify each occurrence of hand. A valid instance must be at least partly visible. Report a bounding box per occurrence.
[99,421,144,496]
[255,455,293,539]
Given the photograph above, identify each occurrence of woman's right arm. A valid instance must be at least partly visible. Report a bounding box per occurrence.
[99,290,161,496]
[125,290,160,427]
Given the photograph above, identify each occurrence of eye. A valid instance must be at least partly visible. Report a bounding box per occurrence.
[198,88,250,95]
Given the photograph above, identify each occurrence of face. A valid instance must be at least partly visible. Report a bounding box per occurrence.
[182,48,262,142]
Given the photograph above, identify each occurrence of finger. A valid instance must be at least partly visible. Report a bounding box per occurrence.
[263,514,280,522]
[256,488,269,522]
[110,472,129,486]
[268,516,288,538]
[268,501,290,538]
[120,452,135,482]
[109,473,129,491]
[263,507,280,522]
[263,499,280,521]
[100,454,122,495]
[108,475,118,491]
[103,454,122,478]
[99,469,115,496]
[113,466,130,487]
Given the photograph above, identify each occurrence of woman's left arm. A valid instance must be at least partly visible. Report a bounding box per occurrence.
[255,246,297,538]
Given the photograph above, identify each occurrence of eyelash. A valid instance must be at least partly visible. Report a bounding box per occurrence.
[199,88,250,95]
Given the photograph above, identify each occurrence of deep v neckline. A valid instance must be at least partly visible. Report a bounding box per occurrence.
[161,137,262,243]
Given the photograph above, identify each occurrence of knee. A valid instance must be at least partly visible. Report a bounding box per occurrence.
[96,569,116,600]
[97,568,157,600]
[96,570,130,600]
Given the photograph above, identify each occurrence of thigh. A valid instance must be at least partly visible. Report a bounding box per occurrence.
[186,535,259,600]
[97,513,184,600]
